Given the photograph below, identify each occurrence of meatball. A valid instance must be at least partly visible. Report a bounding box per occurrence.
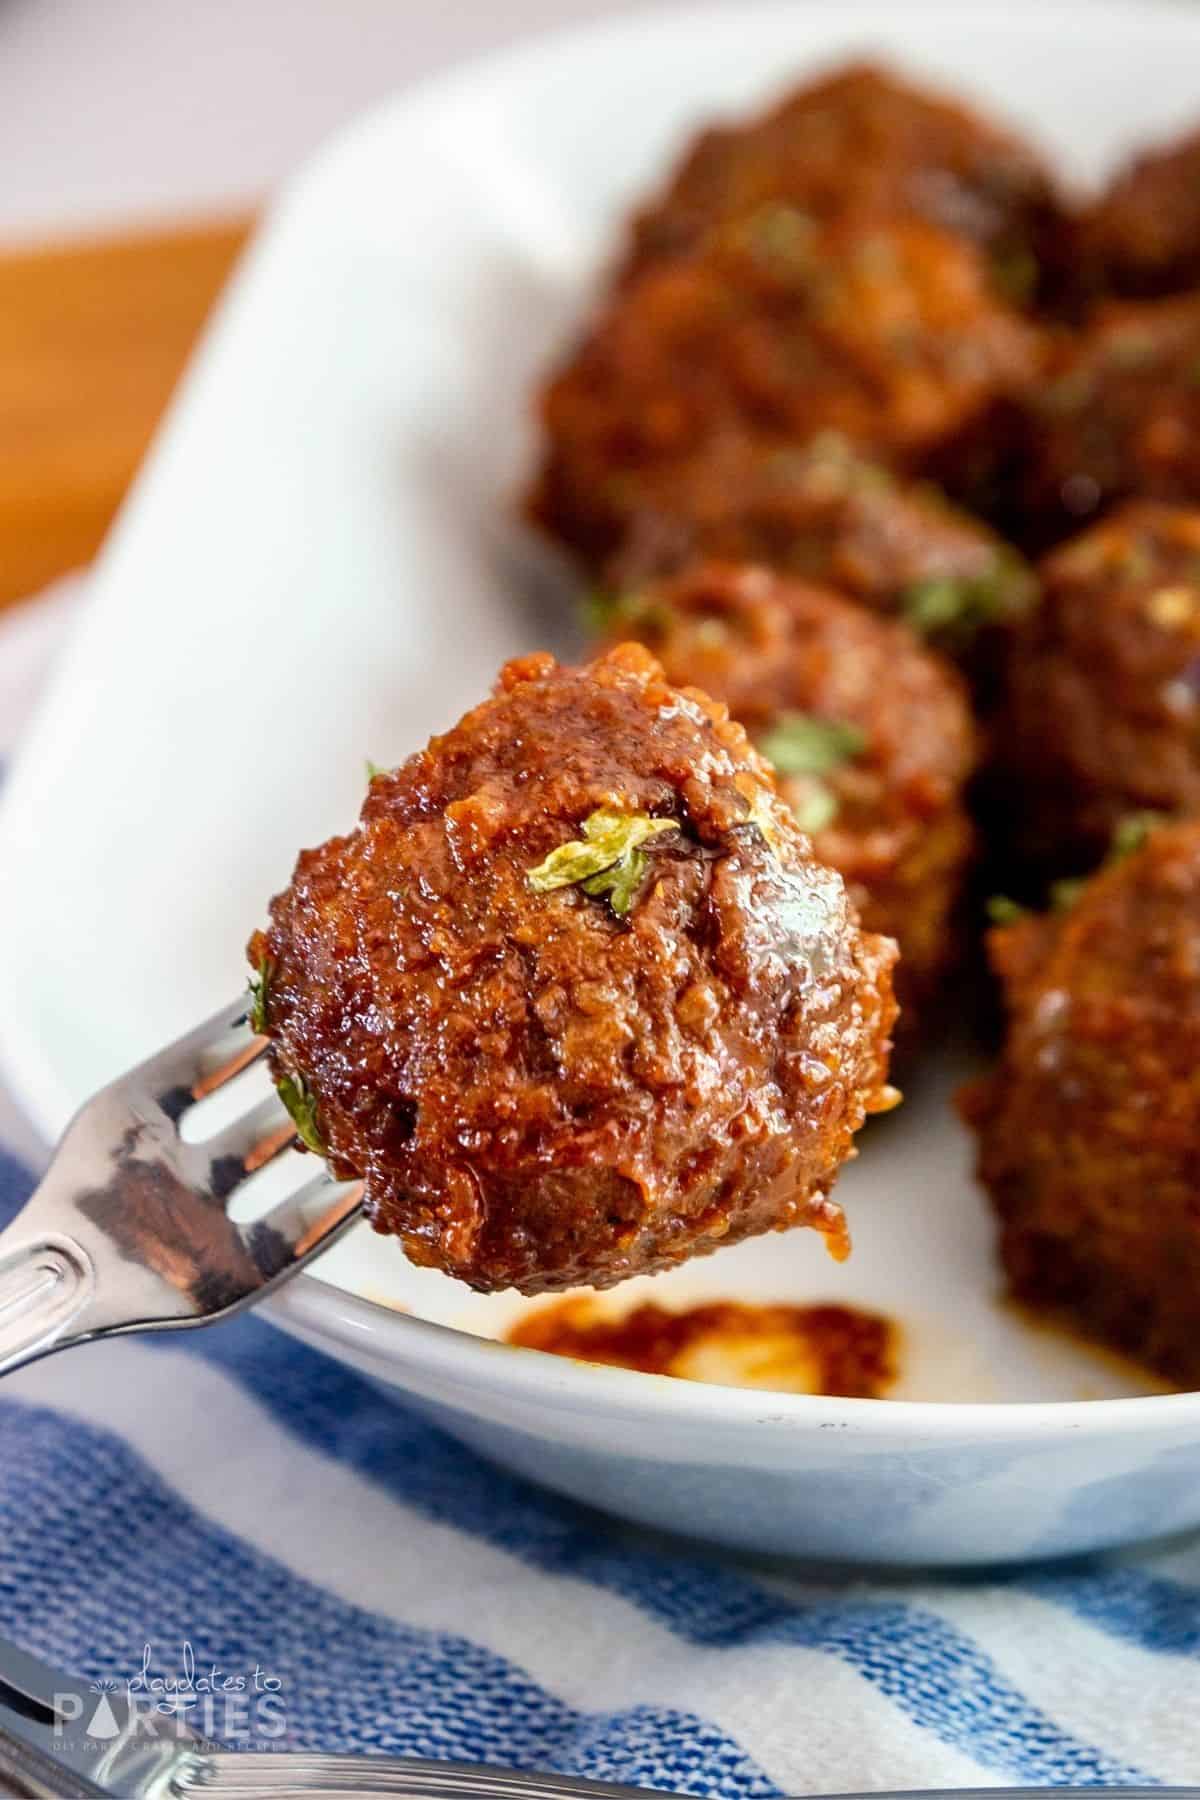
[530,213,1039,552]
[593,563,976,1024]
[962,817,1200,1388]
[249,644,897,1294]
[1016,295,1200,544]
[596,433,1037,672]
[623,61,1061,304]
[996,503,1200,869]
[1074,124,1200,301]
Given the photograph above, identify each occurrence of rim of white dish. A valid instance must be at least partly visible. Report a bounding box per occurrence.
[268,1262,1200,1433]
[7,0,1200,1430]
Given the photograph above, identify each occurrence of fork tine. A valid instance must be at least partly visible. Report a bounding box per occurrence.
[253,1173,365,1259]
[190,1033,268,1101]
[199,1095,299,1193]
[116,997,264,1118]
[0,995,367,1377]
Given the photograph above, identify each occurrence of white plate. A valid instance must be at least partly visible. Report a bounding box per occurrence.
[4,0,1200,1565]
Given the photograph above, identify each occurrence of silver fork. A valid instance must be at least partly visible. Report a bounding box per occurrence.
[0,1633,1186,1797]
[0,998,362,1377]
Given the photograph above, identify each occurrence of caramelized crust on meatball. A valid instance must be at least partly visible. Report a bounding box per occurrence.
[1074,124,1200,302]
[962,818,1200,1388]
[595,434,1036,672]
[996,503,1200,868]
[622,61,1061,303]
[1016,296,1200,543]
[594,563,976,1023]
[530,215,1039,559]
[249,645,897,1294]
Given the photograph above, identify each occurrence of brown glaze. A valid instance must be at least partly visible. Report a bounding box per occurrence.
[530,214,1039,570]
[596,434,1035,673]
[621,61,1062,304]
[961,817,1200,1390]
[594,563,976,1025]
[1074,124,1200,302]
[249,646,897,1295]
[509,1296,898,1397]
[996,503,1200,868]
[1015,295,1200,544]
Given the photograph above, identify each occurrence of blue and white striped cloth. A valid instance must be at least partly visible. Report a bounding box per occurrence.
[2,596,1200,1795]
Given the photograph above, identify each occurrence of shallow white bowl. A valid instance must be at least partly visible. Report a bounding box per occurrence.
[3,0,1200,1565]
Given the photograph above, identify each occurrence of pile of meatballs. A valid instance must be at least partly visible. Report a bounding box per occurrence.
[525,62,1200,1390]
[252,64,1200,1393]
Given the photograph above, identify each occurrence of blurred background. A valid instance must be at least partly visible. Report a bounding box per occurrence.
[0,0,659,615]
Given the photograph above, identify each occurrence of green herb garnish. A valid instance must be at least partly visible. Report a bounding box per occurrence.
[580,589,674,640]
[1111,811,1164,860]
[902,575,992,638]
[789,783,839,835]
[901,551,1035,646]
[1049,875,1087,914]
[991,246,1038,308]
[527,809,680,916]
[365,758,387,782]
[248,956,272,1036]
[756,712,864,837]
[986,894,1030,926]
[1043,368,1095,416]
[276,1072,326,1156]
[580,858,649,914]
[765,435,893,499]
[744,204,815,271]
[757,712,865,777]
[1051,812,1166,913]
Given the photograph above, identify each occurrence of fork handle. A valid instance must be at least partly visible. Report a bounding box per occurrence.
[0,1234,96,1377]
[172,1752,663,1797]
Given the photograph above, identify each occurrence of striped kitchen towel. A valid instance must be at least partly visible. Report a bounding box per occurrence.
[1,594,1199,1796]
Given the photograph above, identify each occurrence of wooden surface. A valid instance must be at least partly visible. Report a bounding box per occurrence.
[0,216,252,610]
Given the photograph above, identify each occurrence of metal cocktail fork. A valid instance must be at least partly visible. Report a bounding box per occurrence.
[0,998,363,1377]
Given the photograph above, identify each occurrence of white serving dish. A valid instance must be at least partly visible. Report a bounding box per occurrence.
[3,0,1200,1566]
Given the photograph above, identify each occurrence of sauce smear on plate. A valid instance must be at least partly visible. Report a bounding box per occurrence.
[509,1298,898,1397]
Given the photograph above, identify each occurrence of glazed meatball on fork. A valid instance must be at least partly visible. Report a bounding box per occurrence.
[0,646,898,1375]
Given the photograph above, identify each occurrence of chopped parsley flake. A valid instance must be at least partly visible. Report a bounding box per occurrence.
[902,553,1034,646]
[581,589,674,639]
[757,712,865,777]
[276,1072,326,1156]
[766,434,893,499]
[248,956,272,1036]
[745,204,815,270]
[1052,812,1166,913]
[1050,875,1087,914]
[986,894,1030,926]
[365,759,387,782]
[527,810,680,916]
[1111,811,1165,860]
[756,713,864,837]
[789,781,839,835]
[992,246,1038,307]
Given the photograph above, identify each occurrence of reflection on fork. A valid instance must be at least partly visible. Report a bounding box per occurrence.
[0,998,362,1377]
